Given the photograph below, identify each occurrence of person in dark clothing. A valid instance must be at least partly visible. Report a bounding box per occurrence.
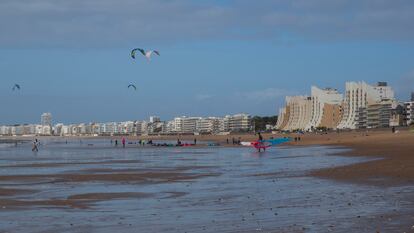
[257,133,265,152]
[32,139,39,152]
[258,132,263,141]
[194,138,197,145]
[226,138,229,144]
[115,140,118,146]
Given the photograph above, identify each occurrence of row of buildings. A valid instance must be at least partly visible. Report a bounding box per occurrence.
[0,113,253,136]
[276,81,414,131]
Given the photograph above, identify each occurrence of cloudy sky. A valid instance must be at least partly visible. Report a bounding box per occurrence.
[1,0,414,124]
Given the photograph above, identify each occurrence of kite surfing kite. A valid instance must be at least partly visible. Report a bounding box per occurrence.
[131,48,160,61]
[128,84,137,90]
[241,137,291,152]
[12,84,20,91]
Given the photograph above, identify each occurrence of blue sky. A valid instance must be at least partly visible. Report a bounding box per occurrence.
[1,0,414,124]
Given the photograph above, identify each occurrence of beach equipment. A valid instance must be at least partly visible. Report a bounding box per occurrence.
[241,137,291,150]
[131,48,160,60]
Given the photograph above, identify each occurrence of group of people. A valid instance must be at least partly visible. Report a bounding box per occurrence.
[110,137,198,148]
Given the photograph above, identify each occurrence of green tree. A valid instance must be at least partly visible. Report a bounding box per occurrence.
[252,115,278,132]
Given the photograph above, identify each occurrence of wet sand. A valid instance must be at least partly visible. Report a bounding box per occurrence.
[1,131,414,232]
[135,129,414,186]
[283,129,414,186]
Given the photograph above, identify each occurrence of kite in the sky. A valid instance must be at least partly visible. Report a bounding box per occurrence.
[131,48,160,60]
[128,84,137,90]
[12,84,20,91]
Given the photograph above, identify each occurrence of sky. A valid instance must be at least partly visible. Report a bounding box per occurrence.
[1,0,414,124]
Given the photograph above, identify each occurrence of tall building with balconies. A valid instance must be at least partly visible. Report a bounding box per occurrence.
[305,86,343,130]
[337,82,394,129]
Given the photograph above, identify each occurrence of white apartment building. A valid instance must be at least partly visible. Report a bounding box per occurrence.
[196,117,222,134]
[282,96,313,131]
[405,101,414,125]
[222,113,252,132]
[337,82,394,129]
[305,86,343,130]
[149,116,160,123]
[173,117,202,134]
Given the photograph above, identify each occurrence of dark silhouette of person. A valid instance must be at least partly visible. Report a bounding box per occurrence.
[32,139,39,152]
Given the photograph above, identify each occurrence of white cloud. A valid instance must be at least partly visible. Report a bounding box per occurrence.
[1,0,414,48]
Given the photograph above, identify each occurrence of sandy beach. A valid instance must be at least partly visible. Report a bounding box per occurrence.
[2,129,414,186]
[140,129,414,186]
[1,129,414,232]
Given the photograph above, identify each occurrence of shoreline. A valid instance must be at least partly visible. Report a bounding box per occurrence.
[2,129,414,186]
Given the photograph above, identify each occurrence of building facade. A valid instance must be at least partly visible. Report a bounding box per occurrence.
[337,82,394,129]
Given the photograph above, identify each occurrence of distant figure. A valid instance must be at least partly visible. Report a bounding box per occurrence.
[237,137,241,145]
[258,132,263,141]
[392,126,396,133]
[32,139,39,152]
[110,139,113,145]
[138,139,142,145]
[115,140,118,146]
[177,138,181,146]
[294,137,298,142]
[194,138,197,145]
[122,137,126,148]
[232,137,235,145]
[257,133,265,152]
[65,140,68,144]
[226,138,229,144]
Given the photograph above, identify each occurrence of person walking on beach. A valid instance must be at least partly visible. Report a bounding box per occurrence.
[258,132,263,141]
[194,138,197,145]
[32,139,39,152]
[122,137,126,148]
[257,133,265,152]
[115,140,118,147]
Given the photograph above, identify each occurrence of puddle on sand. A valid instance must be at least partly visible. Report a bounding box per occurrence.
[0,140,413,233]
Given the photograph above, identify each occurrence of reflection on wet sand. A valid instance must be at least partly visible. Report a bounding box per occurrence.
[0,140,413,232]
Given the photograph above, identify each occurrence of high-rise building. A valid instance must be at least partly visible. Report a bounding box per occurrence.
[337,82,394,129]
[149,116,160,123]
[277,96,312,131]
[41,113,52,126]
[305,86,343,130]
[40,113,52,135]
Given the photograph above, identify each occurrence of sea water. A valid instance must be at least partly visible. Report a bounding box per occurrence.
[0,139,413,233]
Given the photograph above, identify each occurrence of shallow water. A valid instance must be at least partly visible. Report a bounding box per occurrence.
[0,139,413,233]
